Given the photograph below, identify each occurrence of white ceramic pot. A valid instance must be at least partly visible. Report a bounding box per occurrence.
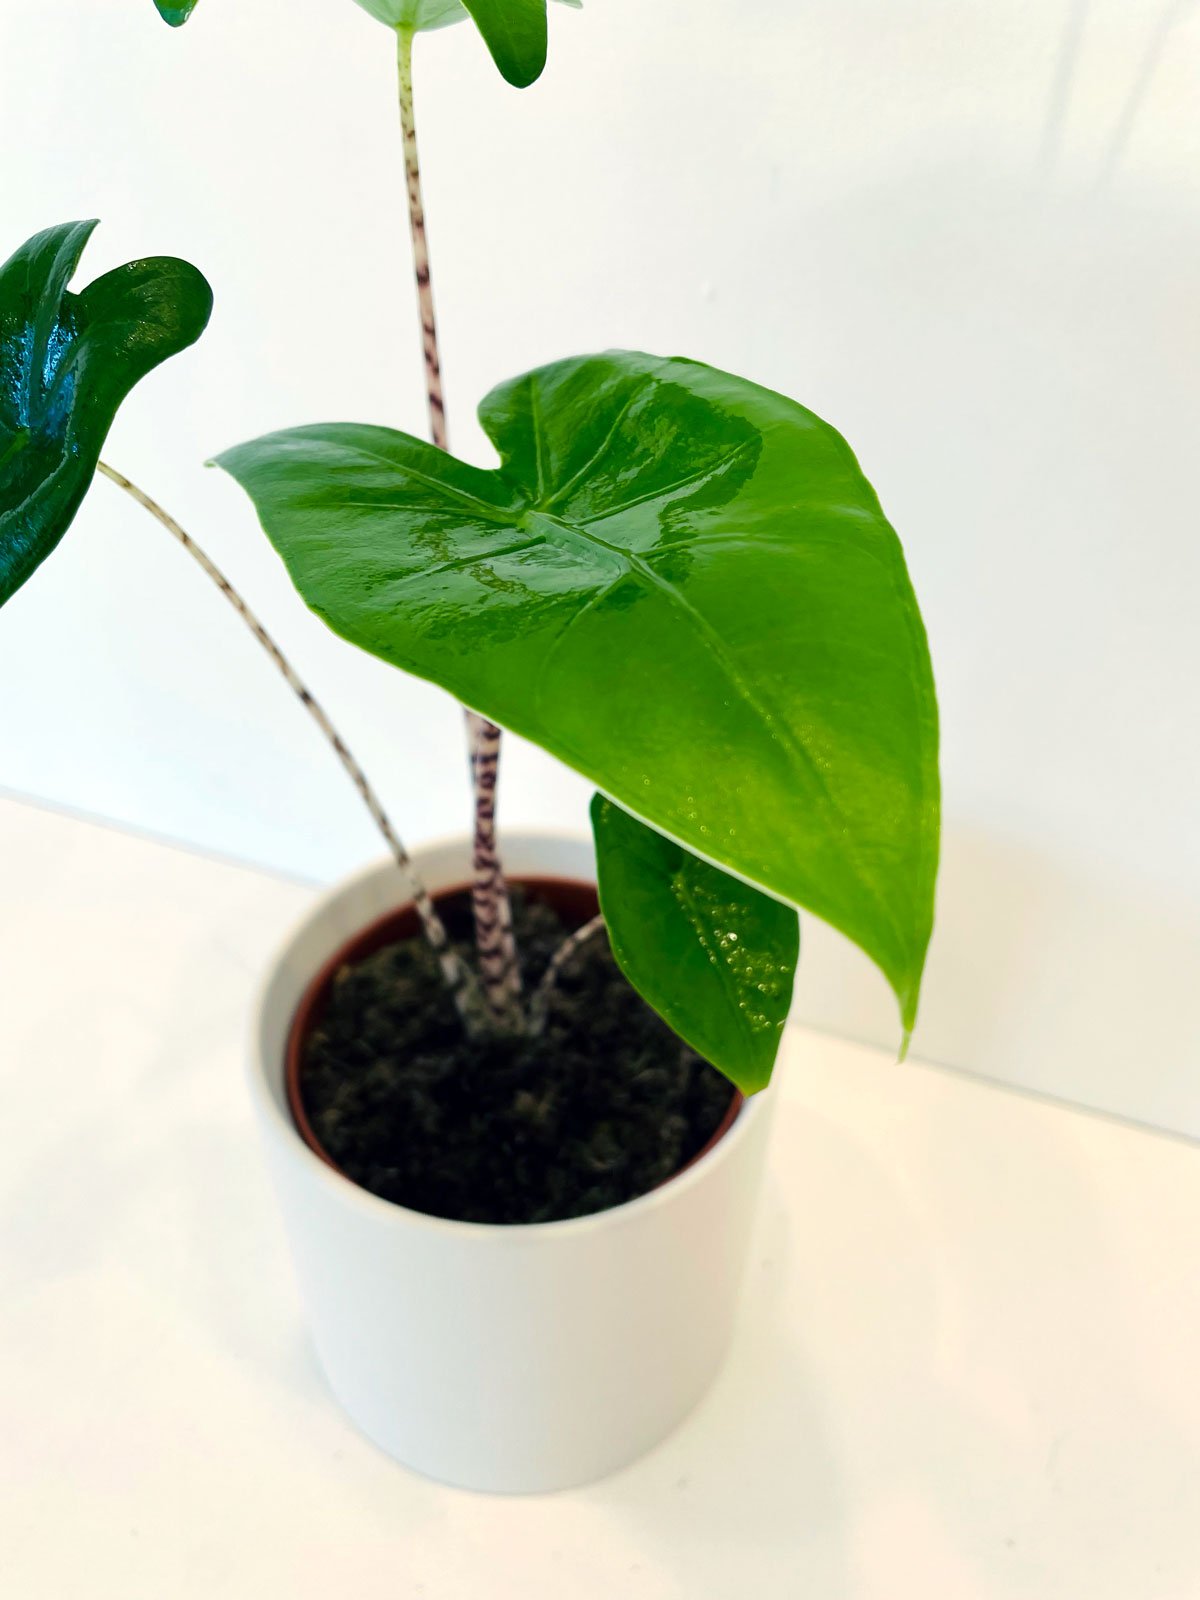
[249,831,774,1493]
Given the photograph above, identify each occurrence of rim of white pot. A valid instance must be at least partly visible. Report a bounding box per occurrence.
[248,830,770,1243]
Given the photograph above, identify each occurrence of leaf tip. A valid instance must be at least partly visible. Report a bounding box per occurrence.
[153,0,200,25]
[460,0,549,88]
[503,59,547,89]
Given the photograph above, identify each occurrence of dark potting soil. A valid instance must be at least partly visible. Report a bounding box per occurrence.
[299,892,734,1225]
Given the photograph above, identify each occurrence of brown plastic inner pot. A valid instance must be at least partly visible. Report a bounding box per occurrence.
[285,874,744,1207]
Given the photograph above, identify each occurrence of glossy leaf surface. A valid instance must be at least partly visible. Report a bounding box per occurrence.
[153,0,200,23]
[593,796,798,1093]
[216,350,939,1030]
[0,221,212,608]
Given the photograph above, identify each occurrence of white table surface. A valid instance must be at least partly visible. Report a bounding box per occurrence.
[1,792,1198,1599]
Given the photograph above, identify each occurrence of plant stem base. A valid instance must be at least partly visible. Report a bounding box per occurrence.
[293,886,733,1225]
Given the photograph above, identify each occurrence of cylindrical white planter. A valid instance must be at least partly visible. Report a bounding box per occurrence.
[249,831,774,1493]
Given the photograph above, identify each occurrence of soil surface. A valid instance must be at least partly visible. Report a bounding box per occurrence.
[299,890,734,1225]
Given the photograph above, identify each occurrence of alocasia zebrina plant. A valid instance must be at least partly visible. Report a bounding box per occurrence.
[213,4,940,1088]
[1,1,939,1096]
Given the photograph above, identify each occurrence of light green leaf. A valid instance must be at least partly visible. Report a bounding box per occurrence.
[0,221,213,608]
[215,350,939,1033]
[153,0,200,23]
[592,796,798,1094]
[351,0,467,30]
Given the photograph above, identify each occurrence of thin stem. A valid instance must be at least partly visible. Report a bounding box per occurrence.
[395,26,447,455]
[528,914,607,1035]
[466,707,523,1008]
[395,25,523,1027]
[96,460,484,1030]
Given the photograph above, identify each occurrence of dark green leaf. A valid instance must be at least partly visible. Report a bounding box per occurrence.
[215,350,939,1032]
[0,221,213,608]
[459,0,547,87]
[153,0,200,24]
[592,796,798,1094]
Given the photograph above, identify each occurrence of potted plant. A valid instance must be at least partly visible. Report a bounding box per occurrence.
[0,0,939,1491]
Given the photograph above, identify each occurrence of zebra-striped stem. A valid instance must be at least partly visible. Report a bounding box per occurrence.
[527,914,608,1035]
[395,25,447,457]
[396,25,523,1028]
[96,460,486,1032]
[465,710,524,1026]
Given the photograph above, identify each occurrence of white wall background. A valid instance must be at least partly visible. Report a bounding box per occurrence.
[2,0,1198,1133]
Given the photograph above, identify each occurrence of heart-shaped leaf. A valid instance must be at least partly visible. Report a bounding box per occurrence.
[352,0,580,84]
[592,796,799,1094]
[0,221,213,608]
[216,350,939,1032]
[153,0,200,23]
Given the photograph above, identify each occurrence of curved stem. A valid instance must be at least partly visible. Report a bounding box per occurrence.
[528,914,607,1035]
[96,459,484,1029]
[395,25,522,1026]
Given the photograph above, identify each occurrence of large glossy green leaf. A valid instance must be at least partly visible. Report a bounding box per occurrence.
[153,0,200,23]
[215,350,939,1032]
[592,796,798,1094]
[352,0,580,84]
[0,221,212,608]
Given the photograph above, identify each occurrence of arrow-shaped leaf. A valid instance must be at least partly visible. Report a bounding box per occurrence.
[216,350,939,1032]
[592,796,799,1094]
[0,221,213,608]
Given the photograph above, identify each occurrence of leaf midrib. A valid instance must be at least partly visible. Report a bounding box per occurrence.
[536,437,758,527]
[523,506,899,949]
[301,434,519,524]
